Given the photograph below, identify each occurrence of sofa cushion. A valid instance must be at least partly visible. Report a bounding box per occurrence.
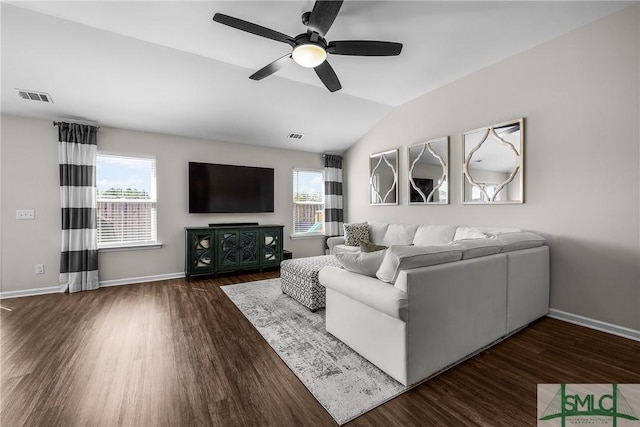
[496,231,545,252]
[381,224,419,246]
[360,241,388,253]
[453,227,489,241]
[368,223,389,244]
[344,222,370,246]
[376,245,463,283]
[449,238,502,259]
[335,250,387,277]
[413,224,457,245]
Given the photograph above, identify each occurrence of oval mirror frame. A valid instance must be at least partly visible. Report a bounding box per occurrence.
[462,118,524,204]
[370,149,399,205]
[408,137,449,204]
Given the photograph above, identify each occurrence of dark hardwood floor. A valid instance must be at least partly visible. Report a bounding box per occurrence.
[1,271,639,426]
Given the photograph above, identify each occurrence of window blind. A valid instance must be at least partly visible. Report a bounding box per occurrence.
[293,169,325,235]
[96,154,157,247]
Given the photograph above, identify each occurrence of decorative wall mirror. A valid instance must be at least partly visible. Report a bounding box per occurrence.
[463,118,524,204]
[370,149,398,205]
[408,137,449,204]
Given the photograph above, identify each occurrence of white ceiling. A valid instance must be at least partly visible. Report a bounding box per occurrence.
[1,1,631,153]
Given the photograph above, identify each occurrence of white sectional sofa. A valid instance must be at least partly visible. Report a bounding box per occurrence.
[319,223,549,386]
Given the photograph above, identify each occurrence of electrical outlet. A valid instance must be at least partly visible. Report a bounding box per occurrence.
[16,209,35,220]
[35,264,44,275]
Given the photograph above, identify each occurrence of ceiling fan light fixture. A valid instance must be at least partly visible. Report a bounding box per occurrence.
[292,43,327,68]
[212,1,402,92]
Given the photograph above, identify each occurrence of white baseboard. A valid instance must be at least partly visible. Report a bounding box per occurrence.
[99,272,185,287]
[548,308,640,342]
[0,286,62,299]
[0,272,185,299]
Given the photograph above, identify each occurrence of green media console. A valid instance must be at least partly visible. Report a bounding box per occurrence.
[185,224,284,278]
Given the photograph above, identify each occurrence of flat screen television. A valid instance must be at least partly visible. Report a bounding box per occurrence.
[189,162,274,213]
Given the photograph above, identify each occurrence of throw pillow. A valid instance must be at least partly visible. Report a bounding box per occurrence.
[453,227,489,241]
[360,241,388,253]
[335,250,387,278]
[343,222,369,246]
[376,245,463,284]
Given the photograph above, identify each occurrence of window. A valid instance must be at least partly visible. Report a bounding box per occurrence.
[471,182,499,202]
[96,153,157,248]
[293,169,324,236]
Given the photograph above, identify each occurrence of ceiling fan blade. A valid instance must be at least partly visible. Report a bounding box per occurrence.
[307,1,343,37]
[213,13,295,46]
[249,54,292,80]
[314,60,342,92]
[328,40,403,56]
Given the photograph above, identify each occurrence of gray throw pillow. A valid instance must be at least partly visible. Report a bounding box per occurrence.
[360,241,388,253]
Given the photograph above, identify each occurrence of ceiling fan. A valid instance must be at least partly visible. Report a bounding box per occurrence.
[212,0,403,92]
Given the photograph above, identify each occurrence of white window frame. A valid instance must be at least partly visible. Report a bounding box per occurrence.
[471,182,500,202]
[96,152,160,251]
[292,168,325,239]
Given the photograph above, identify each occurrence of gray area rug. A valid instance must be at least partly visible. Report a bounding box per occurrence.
[221,278,407,425]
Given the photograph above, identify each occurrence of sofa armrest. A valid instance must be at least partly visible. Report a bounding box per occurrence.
[327,236,346,254]
[319,266,408,321]
[505,246,549,332]
[395,254,509,385]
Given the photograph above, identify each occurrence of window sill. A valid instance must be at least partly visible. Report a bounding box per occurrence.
[98,242,163,253]
[290,233,325,240]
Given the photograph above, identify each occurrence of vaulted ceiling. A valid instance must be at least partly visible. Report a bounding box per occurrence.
[1,1,630,153]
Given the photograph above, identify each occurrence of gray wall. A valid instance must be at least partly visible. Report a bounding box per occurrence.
[1,116,325,293]
[344,6,640,330]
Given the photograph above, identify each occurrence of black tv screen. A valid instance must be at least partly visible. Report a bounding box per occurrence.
[410,178,434,203]
[189,162,274,213]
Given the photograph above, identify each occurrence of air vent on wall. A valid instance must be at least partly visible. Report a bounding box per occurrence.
[287,132,304,140]
[16,89,54,104]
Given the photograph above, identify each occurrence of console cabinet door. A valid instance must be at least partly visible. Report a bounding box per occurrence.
[216,229,260,271]
[186,229,214,276]
[261,227,283,268]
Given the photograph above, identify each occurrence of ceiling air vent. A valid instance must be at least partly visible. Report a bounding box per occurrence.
[16,89,54,104]
[287,132,304,140]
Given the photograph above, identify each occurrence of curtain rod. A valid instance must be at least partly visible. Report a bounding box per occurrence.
[53,120,101,130]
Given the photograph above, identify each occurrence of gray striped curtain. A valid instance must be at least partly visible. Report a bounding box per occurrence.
[56,122,99,293]
[324,155,344,242]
